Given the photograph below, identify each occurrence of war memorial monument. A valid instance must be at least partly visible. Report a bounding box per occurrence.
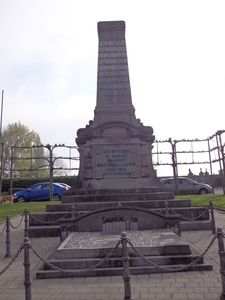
[29,21,212,278]
[72,20,166,195]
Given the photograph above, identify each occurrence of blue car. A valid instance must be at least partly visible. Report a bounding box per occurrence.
[13,182,67,202]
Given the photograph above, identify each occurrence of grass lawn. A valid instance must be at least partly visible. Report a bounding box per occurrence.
[175,193,225,209]
[0,193,224,223]
[0,201,58,223]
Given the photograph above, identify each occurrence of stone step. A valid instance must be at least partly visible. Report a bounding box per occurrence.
[62,192,174,203]
[181,220,212,231]
[28,225,60,238]
[29,206,210,226]
[64,188,171,196]
[35,228,213,279]
[46,199,192,212]
[36,263,213,279]
[29,211,83,226]
[28,219,212,239]
[44,249,202,269]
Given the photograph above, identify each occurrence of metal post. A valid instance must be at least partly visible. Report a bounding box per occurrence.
[71,205,75,218]
[217,227,225,299]
[172,223,181,237]
[0,142,4,197]
[45,144,54,201]
[218,134,225,195]
[216,134,225,195]
[49,146,53,200]
[169,138,179,195]
[209,200,216,234]
[4,215,11,258]
[0,91,3,143]
[23,237,32,300]
[10,147,13,195]
[24,209,29,238]
[164,201,169,215]
[121,232,132,300]
[207,138,214,193]
[0,91,4,197]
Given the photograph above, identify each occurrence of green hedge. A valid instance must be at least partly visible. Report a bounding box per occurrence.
[1,176,76,192]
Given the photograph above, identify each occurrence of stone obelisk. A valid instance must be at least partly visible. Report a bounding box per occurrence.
[94,21,135,125]
[72,21,165,195]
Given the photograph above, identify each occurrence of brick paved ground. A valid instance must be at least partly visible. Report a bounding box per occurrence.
[0,210,225,300]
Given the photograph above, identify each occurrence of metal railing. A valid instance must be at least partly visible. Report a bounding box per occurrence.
[1,206,225,299]
[1,229,225,300]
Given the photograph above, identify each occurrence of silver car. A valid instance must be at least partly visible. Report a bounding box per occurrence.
[160,177,212,195]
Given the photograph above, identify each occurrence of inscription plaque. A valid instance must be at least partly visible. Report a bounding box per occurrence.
[102,216,138,232]
[93,145,139,178]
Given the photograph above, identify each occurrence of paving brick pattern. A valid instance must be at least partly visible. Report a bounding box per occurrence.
[0,210,224,300]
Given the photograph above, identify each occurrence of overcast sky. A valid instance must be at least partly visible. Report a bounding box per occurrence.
[0,0,225,176]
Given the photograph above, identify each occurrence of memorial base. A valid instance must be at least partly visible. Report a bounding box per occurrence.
[36,229,212,279]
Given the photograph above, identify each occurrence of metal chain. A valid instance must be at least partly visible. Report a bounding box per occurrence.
[74,208,81,216]
[9,214,25,229]
[213,206,225,214]
[127,234,218,272]
[168,204,209,220]
[157,208,164,214]
[29,210,72,224]
[29,239,122,275]
[0,232,220,277]
[0,245,24,276]
[0,223,6,236]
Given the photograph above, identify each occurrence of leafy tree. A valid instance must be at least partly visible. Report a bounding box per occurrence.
[1,122,48,177]
[52,156,69,176]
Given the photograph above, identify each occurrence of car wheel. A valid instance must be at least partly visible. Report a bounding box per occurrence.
[53,194,61,201]
[199,188,208,195]
[17,196,26,203]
